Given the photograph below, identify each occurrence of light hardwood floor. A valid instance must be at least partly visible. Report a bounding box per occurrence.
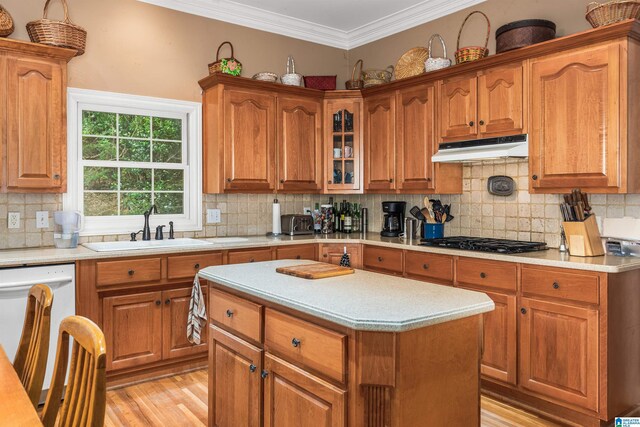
[105,369,561,427]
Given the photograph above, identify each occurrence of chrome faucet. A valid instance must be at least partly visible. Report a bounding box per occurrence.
[142,204,158,241]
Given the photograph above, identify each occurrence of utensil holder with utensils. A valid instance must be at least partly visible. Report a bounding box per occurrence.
[562,215,605,257]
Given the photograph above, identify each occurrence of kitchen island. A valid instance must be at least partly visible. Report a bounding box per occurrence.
[200,259,494,427]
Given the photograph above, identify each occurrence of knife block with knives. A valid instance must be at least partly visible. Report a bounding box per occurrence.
[560,190,605,257]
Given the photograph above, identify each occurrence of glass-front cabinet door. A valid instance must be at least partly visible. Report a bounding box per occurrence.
[324,95,362,193]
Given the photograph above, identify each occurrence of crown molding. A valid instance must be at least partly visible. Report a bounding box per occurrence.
[137,0,486,50]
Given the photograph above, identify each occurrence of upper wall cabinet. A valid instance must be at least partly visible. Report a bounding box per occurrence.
[363,92,396,193]
[0,39,74,193]
[440,62,525,142]
[529,41,633,193]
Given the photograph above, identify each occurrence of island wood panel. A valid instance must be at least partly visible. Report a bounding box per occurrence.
[363,92,396,192]
[263,353,346,427]
[477,62,525,137]
[210,288,263,344]
[529,42,621,192]
[277,95,323,192]
[162,286,208,360]
[223,89,276,192]
[209,325,262,427]
[439,73,478,142]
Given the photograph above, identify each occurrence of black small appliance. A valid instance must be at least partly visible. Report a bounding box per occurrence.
[381,201,406,237]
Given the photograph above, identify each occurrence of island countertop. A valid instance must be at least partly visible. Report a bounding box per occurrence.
[199,259,494,332]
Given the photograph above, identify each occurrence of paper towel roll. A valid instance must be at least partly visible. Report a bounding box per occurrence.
[272,199,281,235]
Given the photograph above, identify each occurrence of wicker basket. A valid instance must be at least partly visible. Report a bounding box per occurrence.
[252,72,278,83]
[362,66,394,88]
[454,11,490,64]
[395,47,429,79]
[424,34,452,72]
[0,5,14,37]
[208,41,242,76]
[345,59,364,90]
[26,0,87,56]
[281,55,303,86]
[586,0,640,27]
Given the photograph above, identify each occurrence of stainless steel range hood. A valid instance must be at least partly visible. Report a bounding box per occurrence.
[432,134,528,163]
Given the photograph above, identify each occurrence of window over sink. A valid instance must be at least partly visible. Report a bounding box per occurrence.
[65,89,202,236]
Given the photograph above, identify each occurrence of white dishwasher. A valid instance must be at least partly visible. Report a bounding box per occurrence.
[0,263,75,403]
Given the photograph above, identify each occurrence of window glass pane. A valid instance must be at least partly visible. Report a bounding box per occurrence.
[155,169,184,191]
[153,117,182,140]
[84,192,118,216]
[121,168,152,191]
[84,167,118,191]
[82,137,117,161]
[119,139,150,162]
[155,193,184,214]
[120,192,152,215]
[82,111,116,136]
[119,114,150,138]
[152,141,182,163]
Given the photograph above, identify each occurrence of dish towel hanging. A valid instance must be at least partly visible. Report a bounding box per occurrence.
[187,274,207,345]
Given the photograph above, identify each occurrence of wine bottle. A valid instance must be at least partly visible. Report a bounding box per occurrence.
[343,203,353,234]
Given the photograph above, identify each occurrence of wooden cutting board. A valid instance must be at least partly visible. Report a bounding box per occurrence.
[276,263,355,279]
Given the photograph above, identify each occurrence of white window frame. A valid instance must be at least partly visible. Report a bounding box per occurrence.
[65,88,202,236]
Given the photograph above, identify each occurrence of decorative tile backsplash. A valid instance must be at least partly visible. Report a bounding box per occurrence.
[2,159,638,250]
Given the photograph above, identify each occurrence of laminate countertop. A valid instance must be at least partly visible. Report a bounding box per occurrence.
[1,233,640,273]
[199,259,495,332]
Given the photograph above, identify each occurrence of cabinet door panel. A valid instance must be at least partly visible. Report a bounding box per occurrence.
[325,99,362,193]
[103,291,163,371]
[440,75,477,141]
[530,43,620,191]
[224,89,276,192]
[320,244,362,269]
[162,286,208,360]
[519,298,599,411]
[396,84,436,192]
[6,56,64,191]
[479,291,517,385]
[478,63,524,137]
[364,93,396,192]
[264,354,345,427]
[278,96,322,192]
[209,325,262,427]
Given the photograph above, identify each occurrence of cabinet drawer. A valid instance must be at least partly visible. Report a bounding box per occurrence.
[456,258,517,291]
[167,253,223,280]
[521,267,599,305]
[265,309,346,383]
[210,288,263,342]
[228,248,272,264]
[276,245,317,261]
[362,246,403,274]
[404,251,453,283]
[96,258,161,287]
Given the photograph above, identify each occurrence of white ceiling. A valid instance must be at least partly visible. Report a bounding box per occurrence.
[137,0,486,49]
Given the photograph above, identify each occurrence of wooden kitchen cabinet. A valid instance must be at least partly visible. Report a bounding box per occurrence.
[404,251,453,285]
[363,92,396,192]
[519,297,599,411]
[275,244,317,261]
[103,291,163,371]
[162,286,208,360]
[277,95,323,193]
[320,243,362,269]
[0,39,74,193]
[529,42,625,193]
[209,325,262,427]
[439,74,478,141]
[478,290,517,385]
[263,353,346,427]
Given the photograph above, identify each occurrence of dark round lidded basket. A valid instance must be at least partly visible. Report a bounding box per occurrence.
[495,19,556,53]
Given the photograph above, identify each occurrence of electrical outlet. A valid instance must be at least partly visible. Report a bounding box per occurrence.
[8,212,20,229]
[206,209,221,224]
[36,211,49,229]
[303,207,312,215]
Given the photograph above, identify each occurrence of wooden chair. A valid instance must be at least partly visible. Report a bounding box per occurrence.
[41,316,107,427]
[13,284,54,408]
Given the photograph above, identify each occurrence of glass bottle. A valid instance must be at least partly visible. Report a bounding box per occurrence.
[343,203,353,234]
[352,203,360,232]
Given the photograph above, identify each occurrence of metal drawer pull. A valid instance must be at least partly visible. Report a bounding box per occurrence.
[423,264,429,270]
[155,300,161,306]
[521,308,527,315]
[194,263,200,269]
[261,370,269,379]
[480,272,487,279]
[553,282,560,289]
[128,269,135,276]
[226,309,233,318]
[377,256,383,262]
[249,364,257,373]
[291,338,301,348]
[165,299,170,305]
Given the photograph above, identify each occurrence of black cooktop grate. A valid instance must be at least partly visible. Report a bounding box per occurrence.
[419,236,548,254]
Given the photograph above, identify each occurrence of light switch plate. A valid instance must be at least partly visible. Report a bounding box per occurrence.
[36,211,49,229]
[207,209,221,224]
[8,212,20,229]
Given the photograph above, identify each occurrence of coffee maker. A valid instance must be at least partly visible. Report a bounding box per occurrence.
[381,201,406,237]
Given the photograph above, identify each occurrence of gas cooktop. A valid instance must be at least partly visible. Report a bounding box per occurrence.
[419,236,548,254]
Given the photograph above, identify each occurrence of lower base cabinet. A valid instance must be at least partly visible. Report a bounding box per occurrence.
[209,325,262,427]
[163,287,209,359]
[264,354,346,427]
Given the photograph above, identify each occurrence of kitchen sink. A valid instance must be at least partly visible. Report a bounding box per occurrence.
[84,238,214,252]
